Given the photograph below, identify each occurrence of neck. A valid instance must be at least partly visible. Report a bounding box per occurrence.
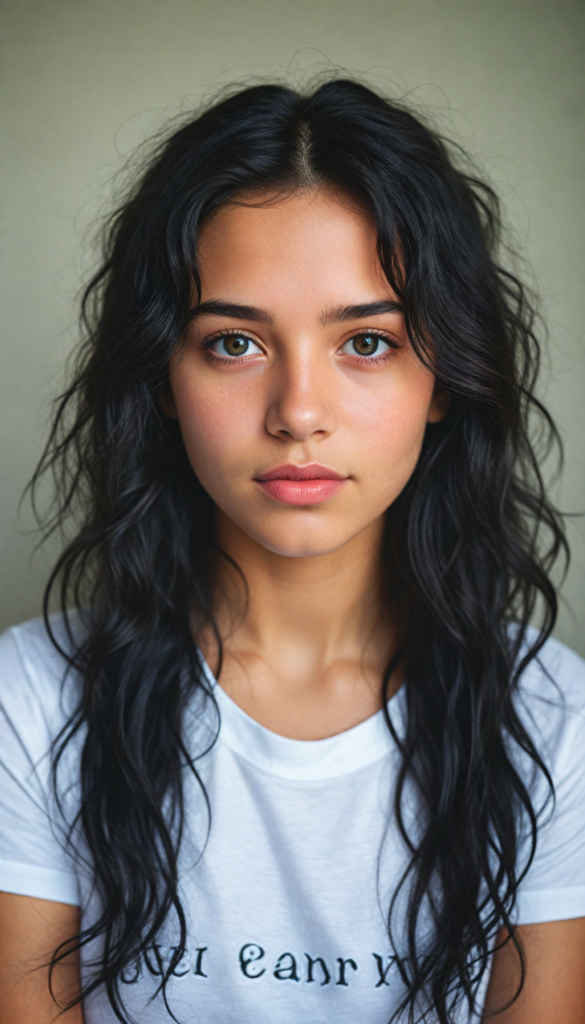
[198,509,402,739]
[210,509,392,684]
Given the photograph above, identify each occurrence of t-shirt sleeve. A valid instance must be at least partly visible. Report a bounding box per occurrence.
[0,624,79,905]
[514,637,585,925]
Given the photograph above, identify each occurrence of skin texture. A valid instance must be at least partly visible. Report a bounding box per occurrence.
[2,188,583,1022]
[484,920,585,1021]
[165,189,446,739]
[0,892,82,1023]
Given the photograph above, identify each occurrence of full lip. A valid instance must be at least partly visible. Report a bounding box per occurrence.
[253,463,349,506]
[254,463,348,482]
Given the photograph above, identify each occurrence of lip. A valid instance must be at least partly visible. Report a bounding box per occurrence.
[257,463,346,482]
[254,463,349,506]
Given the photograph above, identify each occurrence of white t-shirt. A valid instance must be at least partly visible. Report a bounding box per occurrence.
[1,616,585,1023]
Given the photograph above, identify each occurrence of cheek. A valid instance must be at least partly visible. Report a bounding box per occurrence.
[343,377,433,481]
[171,375,261,478]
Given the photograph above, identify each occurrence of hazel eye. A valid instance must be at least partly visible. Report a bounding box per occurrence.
[210,334,263,357]
[341,333,392,358]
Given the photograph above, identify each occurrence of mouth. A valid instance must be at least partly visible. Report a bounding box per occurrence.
[254,463,349,506]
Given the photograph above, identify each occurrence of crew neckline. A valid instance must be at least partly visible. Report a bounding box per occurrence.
[198,652,404,781]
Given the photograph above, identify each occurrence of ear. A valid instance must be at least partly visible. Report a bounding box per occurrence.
[427,384,451,424]
[158,385,179,419]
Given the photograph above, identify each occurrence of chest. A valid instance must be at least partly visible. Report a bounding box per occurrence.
[80,746,416,1023]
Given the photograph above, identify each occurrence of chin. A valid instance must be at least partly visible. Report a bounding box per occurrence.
[245,520,355,559]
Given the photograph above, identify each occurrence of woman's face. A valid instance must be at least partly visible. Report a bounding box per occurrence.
[166,189,446,558]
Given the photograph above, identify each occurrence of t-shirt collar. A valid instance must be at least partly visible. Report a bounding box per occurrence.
[198,651,404,781]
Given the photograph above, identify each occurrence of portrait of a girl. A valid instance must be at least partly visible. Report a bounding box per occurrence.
[1,79,584,1023]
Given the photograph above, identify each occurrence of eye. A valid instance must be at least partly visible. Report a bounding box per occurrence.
[208,334,263,357]
[340,333,393,358]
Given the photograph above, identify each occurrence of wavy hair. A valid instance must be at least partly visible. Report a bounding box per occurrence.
[32,79,567,1022]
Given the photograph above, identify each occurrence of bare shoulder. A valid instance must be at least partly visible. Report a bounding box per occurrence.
[0,891,83,1023]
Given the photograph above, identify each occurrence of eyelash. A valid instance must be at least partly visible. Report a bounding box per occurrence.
[200,329,262,361]
[200,328,400,363]
[340,329,399,364]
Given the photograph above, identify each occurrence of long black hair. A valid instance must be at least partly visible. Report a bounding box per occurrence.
[32,79,567,1022]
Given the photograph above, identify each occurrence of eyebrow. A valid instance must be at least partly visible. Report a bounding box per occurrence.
[188,298,403,325]
[189,300,274,323]
[321,300,403,325]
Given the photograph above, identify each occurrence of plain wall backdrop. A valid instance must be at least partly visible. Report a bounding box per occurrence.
[1,0,584,653]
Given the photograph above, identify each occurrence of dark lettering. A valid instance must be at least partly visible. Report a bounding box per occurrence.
[305,953,330,986]
[120,957,142,985]
[273,952,299,981]
[143,944,165,977]
[168,945,190,978]
[372,953,396,987]
[336,957,358,986]
[193,947,208,978]
[239,943,266,979]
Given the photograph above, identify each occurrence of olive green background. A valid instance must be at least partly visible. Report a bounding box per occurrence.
[1,0,584,653]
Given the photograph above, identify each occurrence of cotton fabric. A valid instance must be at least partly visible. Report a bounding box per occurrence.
[1,616,585,1022]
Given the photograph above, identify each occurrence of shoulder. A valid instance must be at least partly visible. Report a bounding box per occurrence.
[0,614,81,751]
[0,616,84,903]
[518,627,585,702]
[515,628,585,722]
[512,627,585,787]
[510,631,585,923]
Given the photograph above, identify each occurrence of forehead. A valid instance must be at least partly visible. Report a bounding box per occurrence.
[196,189,390,306]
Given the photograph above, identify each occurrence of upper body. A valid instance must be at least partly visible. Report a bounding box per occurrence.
[1,79,584,1023]
[1,615,585,1023]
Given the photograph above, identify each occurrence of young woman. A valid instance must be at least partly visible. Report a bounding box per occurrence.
[0,79,584,1024]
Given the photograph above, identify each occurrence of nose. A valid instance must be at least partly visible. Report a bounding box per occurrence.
[265,345,337,442]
